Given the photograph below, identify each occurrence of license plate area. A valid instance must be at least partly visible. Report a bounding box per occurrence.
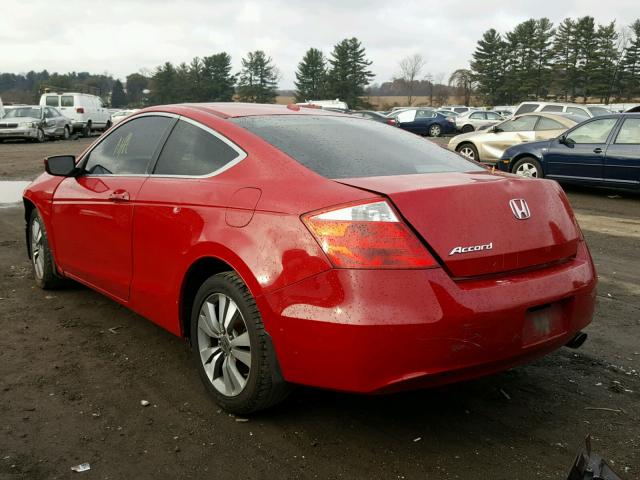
[522,301,568,347]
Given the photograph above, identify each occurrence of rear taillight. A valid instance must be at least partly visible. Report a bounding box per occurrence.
[302,200,437,269]
[76,107,84,113]
[386,119,396,126]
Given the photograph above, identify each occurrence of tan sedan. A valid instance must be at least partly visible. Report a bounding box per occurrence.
[447,112,579,163]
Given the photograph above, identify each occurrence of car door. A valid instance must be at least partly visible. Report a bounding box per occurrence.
[396,110,419,134]
[604,117,640,188]
[42,108,59,136]
[480,115,538,161]
[468,111,486,129]
[129,118,247,333]
[543,117,618,183]
[51,114,176,301]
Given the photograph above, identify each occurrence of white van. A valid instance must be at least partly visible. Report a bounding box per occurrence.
[40,92,111,135]
[512,102,611,118]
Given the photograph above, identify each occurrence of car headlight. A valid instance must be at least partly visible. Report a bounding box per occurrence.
[24,121,39,128]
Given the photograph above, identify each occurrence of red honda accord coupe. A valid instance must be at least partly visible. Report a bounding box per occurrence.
[23,103,597,413]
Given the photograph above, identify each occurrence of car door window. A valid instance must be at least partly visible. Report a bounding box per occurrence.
[84,116,174,175]
[536,117,565,131]
[498,115,538,132]
[470,112,484,120]
[541,105,563,113]
[416,110,435,118]
[397,110,417,123]
[61,96,74,107]
[153,119,243,176]
[614,118,640,144]
[514,103,538,115]
[566,118,618,144]
[486,112,501,120]
[45,96,59,107]
[44,108,55,119]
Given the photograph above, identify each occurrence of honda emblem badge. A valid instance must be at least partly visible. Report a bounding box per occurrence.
[509,199,531,220]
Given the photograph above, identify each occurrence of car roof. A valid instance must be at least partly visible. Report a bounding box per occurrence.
[514,111,580,127]
[151,102,346,119]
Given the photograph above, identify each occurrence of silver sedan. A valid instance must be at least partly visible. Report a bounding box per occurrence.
[455,110,504,133]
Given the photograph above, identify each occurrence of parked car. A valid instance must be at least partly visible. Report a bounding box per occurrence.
[40,92,111,135]
[512,102,610,118]
[23,103,596,413]
[448,112,579,163]
[497,113,640,189]
[455,110,504,133]
[296,99,349,111]
[351,110,396,125]
[0,106,72,142]
[388,108,456,137]
[111,109,140,125]
[436,110,459,118]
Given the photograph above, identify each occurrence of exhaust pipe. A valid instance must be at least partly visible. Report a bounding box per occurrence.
[565,331,588,349]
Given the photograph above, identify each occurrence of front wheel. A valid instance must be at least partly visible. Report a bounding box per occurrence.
[456,143,479,162]
[62,126,70,140]
[29,209,64,289]
[461,124,474,133]
[35,128,45,143]
[512,157,543,178]
[428,124,442,137]
[191,272,290,414]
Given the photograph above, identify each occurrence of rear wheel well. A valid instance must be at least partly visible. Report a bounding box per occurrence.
[180,257,235,341]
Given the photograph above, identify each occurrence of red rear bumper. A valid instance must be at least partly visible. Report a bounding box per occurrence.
[260,242,596,393]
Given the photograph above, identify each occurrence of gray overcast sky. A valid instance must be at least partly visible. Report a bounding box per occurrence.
[1,0,638,89]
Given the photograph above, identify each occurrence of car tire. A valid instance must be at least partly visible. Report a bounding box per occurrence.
[190,272,290,414]
[35,128,46,143]
[83,122,92,137]
[456,143,479,162]
[29,209,65,289]
[103,120,112,134]
[461,124,474,133]
[428,124,442,137]
[62,126,70,140]
[512,156,543,178]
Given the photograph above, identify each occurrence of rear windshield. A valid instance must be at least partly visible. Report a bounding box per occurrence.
[231,115,483,179]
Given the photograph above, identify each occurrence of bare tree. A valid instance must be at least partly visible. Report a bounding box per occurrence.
[397,54,426,106]
[433,73,448,106]
[449,69,474,106]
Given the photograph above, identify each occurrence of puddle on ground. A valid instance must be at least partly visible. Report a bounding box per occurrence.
[0,181,30,206]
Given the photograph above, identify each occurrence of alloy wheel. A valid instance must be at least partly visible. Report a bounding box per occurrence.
[458,146,475,160]
[515,162,539,178]
[31,218,45,280]
[197,293,251,397]
[429,125,441,137]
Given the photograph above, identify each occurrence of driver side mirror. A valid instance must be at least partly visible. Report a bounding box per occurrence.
[45,155,79,177]
[492,126,503,133]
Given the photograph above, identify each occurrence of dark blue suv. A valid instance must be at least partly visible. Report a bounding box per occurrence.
[497,114,640,190]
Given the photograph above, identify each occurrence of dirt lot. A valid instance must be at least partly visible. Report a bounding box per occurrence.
[1,138,639,479]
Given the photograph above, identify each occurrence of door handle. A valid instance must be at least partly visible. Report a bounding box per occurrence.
[109,189,130,202]
[593,147,603,154]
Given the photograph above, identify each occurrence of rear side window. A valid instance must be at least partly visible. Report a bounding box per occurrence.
[486,112,502,120]
[154,120,242,176]
[232,115,483,179]
[541,105,562,112]
[514,103,538,115]
[45,96,59,107]
[61,96,74,107]
[536,117,565,131]
[614,118,640,144]
[567,107,588,116]
[84,116,173,175]
[470,112,484,119]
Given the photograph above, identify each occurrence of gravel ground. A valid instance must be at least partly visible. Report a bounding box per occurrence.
[0,137,638,479]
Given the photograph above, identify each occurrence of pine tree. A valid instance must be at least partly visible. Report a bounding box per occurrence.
[575,16,598,102]
[125,73,148,106]
[470,29,507,105]
[533,18,556,98]
[150,62,178,104]
[553,18,579,100]
[294,48,327,102]
[620,20,640,101]
[202,53,236,101]
[111,80,127,108]
[326,38,374,109]
[237,50,279,103]
[592,22,620,103]
[188,57,205,101]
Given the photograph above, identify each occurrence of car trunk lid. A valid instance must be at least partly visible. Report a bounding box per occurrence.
[337,172,580,278]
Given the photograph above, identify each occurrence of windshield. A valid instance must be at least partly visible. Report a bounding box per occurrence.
[232,115,484,179]
[4,107,42,119]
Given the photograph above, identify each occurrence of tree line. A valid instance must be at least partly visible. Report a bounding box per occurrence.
[471,17,640,105]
